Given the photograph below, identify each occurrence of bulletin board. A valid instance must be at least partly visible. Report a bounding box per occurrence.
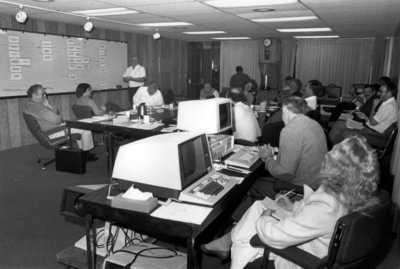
[0,30,128,97]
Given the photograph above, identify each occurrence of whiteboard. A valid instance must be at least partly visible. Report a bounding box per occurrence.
[0,30,127,97]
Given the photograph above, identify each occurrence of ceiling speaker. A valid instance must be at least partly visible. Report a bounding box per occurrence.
[15,10,28,24]
[84,21,94,32]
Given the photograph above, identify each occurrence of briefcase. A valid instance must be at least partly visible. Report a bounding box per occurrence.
[55,147,86,174]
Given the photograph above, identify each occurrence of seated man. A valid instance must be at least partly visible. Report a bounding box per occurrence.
[328,84,379,124]
[133,81,164,106]
[75,83,125,115]
[25,84,98,161]
[229,88,261,143]
[329,82,398,146]
[253,97,327,199]
[199,83,219,100]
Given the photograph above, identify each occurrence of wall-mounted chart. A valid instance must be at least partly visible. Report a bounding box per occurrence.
[0,30,127,97]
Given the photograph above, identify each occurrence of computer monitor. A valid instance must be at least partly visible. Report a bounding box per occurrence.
[177,98,232,134]
[323,85,342,99]
[112,132,213,199]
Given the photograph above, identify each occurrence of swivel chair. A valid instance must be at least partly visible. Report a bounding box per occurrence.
[23,112,81,170]
[71,104,94,119]
[249,187,391,269]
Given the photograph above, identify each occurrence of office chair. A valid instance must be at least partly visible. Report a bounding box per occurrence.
[71,104,94,119]
[374,124,398,160]
[248,187,391,269]
[23,112,81,170]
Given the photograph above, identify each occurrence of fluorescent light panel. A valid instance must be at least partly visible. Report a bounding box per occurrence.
[139,22,192,27]
[278,28,332,32]
[184,31,226,35]
[72,8,138,16]
[294,35,339,39]
[252,16,317,22]
[212,37,251,40]
[205,0,297,8]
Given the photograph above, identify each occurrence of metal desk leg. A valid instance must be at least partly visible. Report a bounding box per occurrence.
[85,215,96,269]
[105,132,113,178]
[186,237,198,269]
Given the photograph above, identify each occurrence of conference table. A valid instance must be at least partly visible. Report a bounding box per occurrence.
[77,160,264,269]
[65,107,178,176]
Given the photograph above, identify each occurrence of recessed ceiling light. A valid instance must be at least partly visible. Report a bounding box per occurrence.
[139,22,192,27]
[212,37,251,40]
[184,31,226,35]
[205,0,297,8]
[278,28,332,32]
[252,16,317,22]
[253,8,275,12]
[294,35,339,39]
[72,8,138,16]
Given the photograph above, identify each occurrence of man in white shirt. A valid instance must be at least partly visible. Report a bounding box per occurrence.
[329,82,398,146]
[123,56,146,106]
[133,82,164,106]
[229,88,261,143]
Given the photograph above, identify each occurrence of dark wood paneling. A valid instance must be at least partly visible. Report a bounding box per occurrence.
[0,13,188,151]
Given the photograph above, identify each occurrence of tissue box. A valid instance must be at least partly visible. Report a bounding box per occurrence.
[110,193,158,213]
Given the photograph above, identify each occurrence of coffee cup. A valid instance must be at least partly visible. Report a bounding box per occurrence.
[143,115,150,124]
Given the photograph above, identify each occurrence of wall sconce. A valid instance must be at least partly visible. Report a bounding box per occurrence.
[15,5,28,24]
[153,29,161,40]
[84,17,94,33]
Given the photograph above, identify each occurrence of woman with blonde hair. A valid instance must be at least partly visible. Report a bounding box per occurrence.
[201,135,380,269]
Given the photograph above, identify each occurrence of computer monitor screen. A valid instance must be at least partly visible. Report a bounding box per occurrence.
[112,132,213,199]
[177,98,232,134]
[323,85,342,99]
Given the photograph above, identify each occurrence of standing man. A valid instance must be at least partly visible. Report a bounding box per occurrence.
[123,55,146,106]
[230,66,250,90]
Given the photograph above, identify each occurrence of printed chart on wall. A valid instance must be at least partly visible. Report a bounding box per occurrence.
[0,30,127,97]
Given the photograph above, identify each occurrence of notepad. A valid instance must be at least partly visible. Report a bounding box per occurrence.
[150,201,212,225]
[345,118,364,130]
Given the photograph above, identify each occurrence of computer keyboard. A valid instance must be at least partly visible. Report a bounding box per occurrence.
[224,148,259,169]
[179,171,239,206]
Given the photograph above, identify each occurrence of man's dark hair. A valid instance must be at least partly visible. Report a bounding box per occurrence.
[308,79,322,96]
[386,81,398,99]
[282,96,309,114]
[27,84,42,98]
[379,76,391,86]
[236,66,243,72]
[76,83,91,98]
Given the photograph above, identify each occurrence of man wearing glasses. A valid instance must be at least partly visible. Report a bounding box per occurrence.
[24,84,98,161]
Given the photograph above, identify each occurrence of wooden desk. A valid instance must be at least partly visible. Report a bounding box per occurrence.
[78,161,264,269]
[65,108,178,176]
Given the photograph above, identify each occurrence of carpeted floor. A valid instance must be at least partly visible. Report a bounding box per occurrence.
[0,143,399,269]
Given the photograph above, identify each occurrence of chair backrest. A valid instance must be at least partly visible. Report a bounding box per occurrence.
[220,87,230,98]
[71,104,94,120]
[161,88,175,105]
[376,123,398,159]
[23,112,67,150]
[325,189,391,269]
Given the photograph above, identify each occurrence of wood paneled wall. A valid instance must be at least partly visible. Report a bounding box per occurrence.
[0,14,188,151]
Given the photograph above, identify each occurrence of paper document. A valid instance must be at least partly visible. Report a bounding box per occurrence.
[338,113,354,121]
[261,197,292,220]
[151,201,212,225]
[345,118,364,130]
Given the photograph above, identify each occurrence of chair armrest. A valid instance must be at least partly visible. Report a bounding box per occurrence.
[43,125,68,136]
[250,235,323,269]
